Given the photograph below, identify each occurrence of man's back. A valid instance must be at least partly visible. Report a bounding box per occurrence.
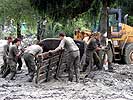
[63,37,79,52]
[24,45,43,56]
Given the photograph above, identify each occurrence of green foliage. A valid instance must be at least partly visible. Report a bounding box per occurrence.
[111,0,133,26]
[0,0,132,38]
[0,0,38,37]
[128,16,133,26]
[43,16,91,38]
[30,0,93,21]
[44,19,62,38]
[62,18,90,37]
[0,0,35,21]
[117,0,133,16]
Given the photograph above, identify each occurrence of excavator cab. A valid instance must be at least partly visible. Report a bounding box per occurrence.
[108,8,122,37]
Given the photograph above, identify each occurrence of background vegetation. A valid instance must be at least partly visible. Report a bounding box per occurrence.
[0,0,132,39]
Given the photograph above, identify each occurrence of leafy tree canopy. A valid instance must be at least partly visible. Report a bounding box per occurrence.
[30,0,113,21]
[30,0,132,21]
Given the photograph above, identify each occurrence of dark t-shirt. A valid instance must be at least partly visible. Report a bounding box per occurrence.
[96,39,101,47]
[3,44,10,58]
[86,38,97,51]
[8,45,19,62]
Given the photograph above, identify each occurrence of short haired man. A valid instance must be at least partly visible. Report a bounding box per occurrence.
[51,32,80,82]
[83,33,103,78]
[2,38,21,80]
[93,32,103,70]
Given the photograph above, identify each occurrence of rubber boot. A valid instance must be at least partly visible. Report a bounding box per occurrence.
[68,77,73,82]
[8,72,16,80]
[75,69,80,83]
[2,69,10,78]
[82,65,87,72]
[108,63,113,72]
[17,57,22,71]
[27,76,34,82]
[97,64,102,70]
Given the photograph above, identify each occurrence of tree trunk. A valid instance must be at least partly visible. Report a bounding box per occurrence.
[37,17,46,41]
[17,22,21,38]
[99,1,108,45]
[100,1,108,34]
[37,19,41,41]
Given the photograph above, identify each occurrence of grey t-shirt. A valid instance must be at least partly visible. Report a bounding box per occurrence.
[8,44,19,61]
[24,44,43,56]
[55,36,79,52]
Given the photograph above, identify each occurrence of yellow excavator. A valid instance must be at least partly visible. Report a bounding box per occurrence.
[107,8,133,64]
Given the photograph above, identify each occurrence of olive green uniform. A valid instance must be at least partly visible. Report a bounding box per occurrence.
[83,38,97,76]
[0,43,10,74]
[23,44,43,82]
[8,45,19,72]
[54,36,80,82]
[2,45,19,79]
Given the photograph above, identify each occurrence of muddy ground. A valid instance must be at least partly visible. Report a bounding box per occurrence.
[0,47,133,100]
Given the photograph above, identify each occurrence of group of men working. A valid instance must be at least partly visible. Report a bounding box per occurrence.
[0,37,43,82]
[81,32,113,78]
[51,32,113,82]
[0,31,113,83]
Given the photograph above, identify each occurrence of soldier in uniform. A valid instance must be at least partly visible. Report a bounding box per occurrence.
[83,33,103,78]
[0,36,13,75]
[14,39,24,72]
[17,42,25,72]
[23,42,43,82]
[50,32,80,82]
[93,32,103,70]
[80,31,92,70]
[2,38,21,80]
